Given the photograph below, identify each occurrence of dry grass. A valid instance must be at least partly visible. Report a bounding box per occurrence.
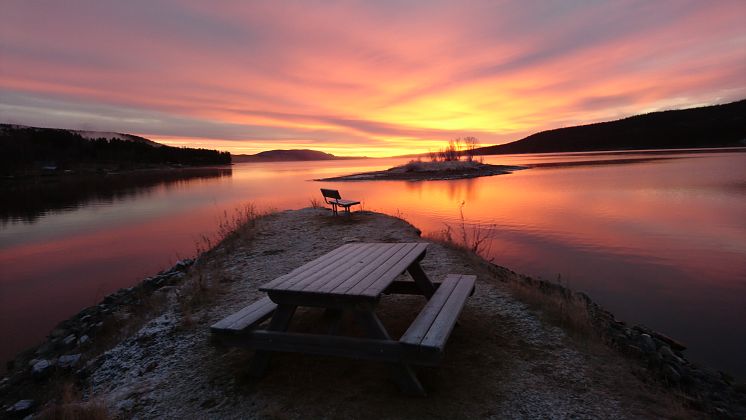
[507,276,595,339]
[309,197,321,208]
[426,202,496,259]
[180,203,272,326]
[36,383,109,420]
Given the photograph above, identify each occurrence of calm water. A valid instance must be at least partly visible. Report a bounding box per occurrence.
[1,150,745,378]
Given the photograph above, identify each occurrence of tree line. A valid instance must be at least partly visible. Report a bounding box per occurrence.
[0,125,231,175]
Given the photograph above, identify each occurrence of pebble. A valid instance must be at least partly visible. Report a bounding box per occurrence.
[32,359,52,376]
[78,335,90,345]
[58,354,81,368]
[63,334,76,346]
[6,399,33,414]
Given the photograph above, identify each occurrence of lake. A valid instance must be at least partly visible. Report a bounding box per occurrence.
[1,149,745,379]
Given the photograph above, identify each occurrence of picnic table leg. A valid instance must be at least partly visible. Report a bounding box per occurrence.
[323,308,344,335]
[247,304,296,378]
[406,261,436,299]
[354,311,426,396]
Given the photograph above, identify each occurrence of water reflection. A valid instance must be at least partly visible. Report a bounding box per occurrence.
[1,150,745,380]
[0,167,232,225]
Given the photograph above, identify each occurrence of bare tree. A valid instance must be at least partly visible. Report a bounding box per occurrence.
[463,136,479,162]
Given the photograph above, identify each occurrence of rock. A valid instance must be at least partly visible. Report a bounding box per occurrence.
[58,354,81,368]
[650,331,686,351]
[50,328,67,338]
[639,334,656,353]
[78,335,90,345]
[664,364,681,383]
[31,359,53,376]
[63,334,77,346]
[659,345,685,365]
[5,399,33,414]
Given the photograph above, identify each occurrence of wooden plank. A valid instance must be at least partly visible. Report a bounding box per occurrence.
[356,243,429,297]
[339,243,421,296]
[261,243,368,291]
[407,261,436,299]
[299,243,394,292]
[399,276,460,345]
[210,297,277,332]
[319,243,408,294]
[284,243,379,291]
[225,298,277,330]
[260,243,357,290]
[246,304,297,378]
[420,275,476,350]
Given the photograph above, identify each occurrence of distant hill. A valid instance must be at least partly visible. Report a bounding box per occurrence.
[233,149,366,163]
[0,124,231,175]
[475,100,746,155]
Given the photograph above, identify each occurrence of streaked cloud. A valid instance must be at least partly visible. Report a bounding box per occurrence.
[1,0,744,156]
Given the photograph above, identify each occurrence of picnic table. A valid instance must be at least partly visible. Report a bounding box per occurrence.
[211,242,475,395]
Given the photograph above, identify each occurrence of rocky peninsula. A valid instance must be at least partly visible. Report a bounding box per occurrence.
[1,209,744,418]
[317,160,526,181]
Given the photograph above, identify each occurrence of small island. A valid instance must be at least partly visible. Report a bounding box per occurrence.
[317,137,526,181]
[317,159,526,181]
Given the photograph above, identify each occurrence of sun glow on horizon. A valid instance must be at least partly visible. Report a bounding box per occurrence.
[1,1,744,155]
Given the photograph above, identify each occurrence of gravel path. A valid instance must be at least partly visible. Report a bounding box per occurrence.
[89,208,692,419]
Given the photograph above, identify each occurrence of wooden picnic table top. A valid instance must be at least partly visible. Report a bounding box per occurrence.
[259,242,429,300]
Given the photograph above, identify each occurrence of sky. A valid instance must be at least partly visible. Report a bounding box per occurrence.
[1,1,745,157]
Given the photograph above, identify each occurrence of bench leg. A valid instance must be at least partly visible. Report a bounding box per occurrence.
[407,262,436,299]
[248,304,296,378]
[354,311,426,396]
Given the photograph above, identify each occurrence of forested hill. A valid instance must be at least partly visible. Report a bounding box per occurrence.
[0,124,231,175]
[232,149,365,162]
[476,99,746,155]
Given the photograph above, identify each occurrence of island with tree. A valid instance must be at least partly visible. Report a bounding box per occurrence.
[316,137,526,181]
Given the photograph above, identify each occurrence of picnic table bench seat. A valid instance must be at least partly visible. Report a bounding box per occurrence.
[400,274,476,363]
[211,297,277,335]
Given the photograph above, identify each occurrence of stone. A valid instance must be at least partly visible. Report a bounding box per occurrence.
[50,328,67,338]
[664,364,681,383]
[78,335,90,345]
[32,359,52,376]
[659,345,685,365]
[58,354,81,368]
[6,399,33,414]
[639,334,656,353]
[63,334,76,346]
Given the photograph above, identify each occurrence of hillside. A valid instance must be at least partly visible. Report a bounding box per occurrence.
[476,100,746,155]
[233,149,365,163]
[0,124,231,175]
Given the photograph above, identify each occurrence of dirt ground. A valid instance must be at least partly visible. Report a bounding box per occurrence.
[88,208,699,419]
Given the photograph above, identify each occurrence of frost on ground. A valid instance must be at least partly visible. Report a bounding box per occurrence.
[89,208,692,419]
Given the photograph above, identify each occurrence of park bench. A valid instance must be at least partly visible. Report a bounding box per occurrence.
[210,242,476,395]
[320,188,360,215]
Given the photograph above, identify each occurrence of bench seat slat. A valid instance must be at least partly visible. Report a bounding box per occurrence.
[211,297,277,333]
[400,274,476,352]
[421,275,475,349]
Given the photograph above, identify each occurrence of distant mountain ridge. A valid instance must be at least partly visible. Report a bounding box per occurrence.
[232,149,366,162]
[2,124,162,147]
[474,99,746,155]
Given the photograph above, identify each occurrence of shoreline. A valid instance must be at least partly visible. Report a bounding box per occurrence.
[2,209,743,417]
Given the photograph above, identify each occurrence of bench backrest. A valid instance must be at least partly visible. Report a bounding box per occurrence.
[320,188,341,203]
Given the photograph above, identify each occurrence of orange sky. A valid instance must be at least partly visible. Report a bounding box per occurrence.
[1,1,745,156]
